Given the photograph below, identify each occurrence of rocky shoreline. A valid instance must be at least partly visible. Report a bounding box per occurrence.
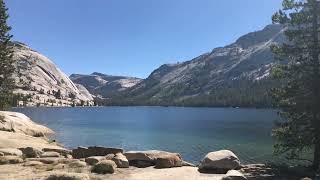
[0,111,311,180]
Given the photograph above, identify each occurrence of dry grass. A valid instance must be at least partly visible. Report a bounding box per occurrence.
[34,164,55,172]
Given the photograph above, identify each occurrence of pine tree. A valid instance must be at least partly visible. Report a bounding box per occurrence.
[271,0,320,170]
[0,0,14,110]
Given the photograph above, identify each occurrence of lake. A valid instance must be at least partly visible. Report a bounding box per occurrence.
[12,107,281,164]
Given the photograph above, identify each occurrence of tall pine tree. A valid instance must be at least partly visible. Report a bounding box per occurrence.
[271,0,320,170]
[0,0,14,110]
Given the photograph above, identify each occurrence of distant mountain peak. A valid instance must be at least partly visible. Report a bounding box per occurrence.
[70,72,142,97]
[91,72,108,76]
[235,24,284,49]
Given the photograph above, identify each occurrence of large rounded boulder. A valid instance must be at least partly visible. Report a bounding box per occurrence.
[85,156,106,165]
[72,146,123,159]
[198,150,240,173]
[0,148,23,156]
[40,151,61,158]
[124,150,182,168]
[20,147,43,158]
[68,160,87,168]
[155,154,183,168]
[112,153,129,168]
[91,160,117,174]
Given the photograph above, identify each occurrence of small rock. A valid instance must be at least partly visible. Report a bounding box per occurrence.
[68,160,87,168]
[41,151,61,158]
[46,172,90,180]
[59,158,79,164]
[112,153,129,168]
[20,147,43,158]
[182,161,196,167]
[129,160,154,168]
[85,156,106,165]
[155,154,183,168]
[240,164,274,178]
[0,152,4,157]
[26,158,62,164]
[0,148,23,156]
[23,161,44,166]
[198,150,241,173]
[43,148,72,158]
[0,156,23,164]
[222,170,247,180]
[91,160,117,174]
[105,153,115,160]
[43,148,71,153]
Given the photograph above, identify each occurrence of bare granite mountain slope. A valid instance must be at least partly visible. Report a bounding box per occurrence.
[11,42,93,106]
[111,24,285,107]
[70,72,142,98]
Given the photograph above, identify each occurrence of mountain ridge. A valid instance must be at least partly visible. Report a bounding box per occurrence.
[10,24,284,107]
[70,72,142,98]
[102,24,284,107]
[11,42,94,107]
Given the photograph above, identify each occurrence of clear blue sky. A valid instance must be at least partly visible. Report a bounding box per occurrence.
[6,0,282,78]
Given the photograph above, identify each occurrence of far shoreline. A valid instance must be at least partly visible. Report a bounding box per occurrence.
[11,105,278,110]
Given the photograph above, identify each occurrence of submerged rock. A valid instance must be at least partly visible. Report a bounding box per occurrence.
[72,146,123,159]
[91,160,117,174]
[112,153,129,168]
[198,150,240,173]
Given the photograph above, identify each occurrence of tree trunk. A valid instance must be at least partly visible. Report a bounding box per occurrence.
[313,139,320,170]
[311,0,320,171]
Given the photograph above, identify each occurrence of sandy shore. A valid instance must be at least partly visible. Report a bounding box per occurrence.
[0,164,225,180]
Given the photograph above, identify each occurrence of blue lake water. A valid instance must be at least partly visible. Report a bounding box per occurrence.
[12,107,281,164]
